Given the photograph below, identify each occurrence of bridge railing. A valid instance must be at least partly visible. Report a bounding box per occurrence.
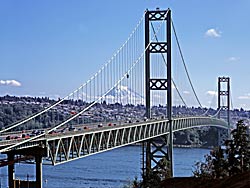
[0,116,228,164]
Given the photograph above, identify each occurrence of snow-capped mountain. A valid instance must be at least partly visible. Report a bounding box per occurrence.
[106,85,144,104]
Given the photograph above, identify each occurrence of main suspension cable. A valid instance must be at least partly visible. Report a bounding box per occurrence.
[150,22,188,107]
[1,10,169,153]
[171,20,202,108]
[0,12,146,134]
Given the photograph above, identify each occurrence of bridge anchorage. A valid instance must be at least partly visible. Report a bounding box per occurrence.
[0,7,230,188]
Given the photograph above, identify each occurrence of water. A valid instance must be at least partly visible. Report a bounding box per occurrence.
[0,146,210,188]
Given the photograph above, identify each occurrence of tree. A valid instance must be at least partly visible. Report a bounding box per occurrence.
[210,147,228,178]
[193,147,227,179]
[225,120,250,175]
[155,157,171,180]
[141,157,171,188]
[142,169,161,188]
[122,176,141,188]
[193,120,250,179]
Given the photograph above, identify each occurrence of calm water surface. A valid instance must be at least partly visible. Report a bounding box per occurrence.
[0,146,209,188]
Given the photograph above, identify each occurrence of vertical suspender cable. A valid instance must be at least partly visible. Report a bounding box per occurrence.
[150,22,188,108]
[171,20,202,108]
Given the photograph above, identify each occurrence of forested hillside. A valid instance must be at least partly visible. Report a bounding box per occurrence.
[0,95,249,147]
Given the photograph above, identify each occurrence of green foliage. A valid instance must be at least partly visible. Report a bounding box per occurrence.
[193,120,250,179]
[0,96,52,130]
[225,120,250,175]
[122,176,141,188]
[141,157,171,188]
[143,169,162,188]
[154,157,171,180]
[193,147,228,179]
[0,96,86,131]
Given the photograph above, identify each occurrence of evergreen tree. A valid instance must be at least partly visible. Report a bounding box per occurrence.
[193,120,250,179]
[193,147,227,179]
[225,120,250,175]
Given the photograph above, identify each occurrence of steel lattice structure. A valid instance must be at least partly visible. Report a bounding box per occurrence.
[0,117,227,165]
[46,117,227,165]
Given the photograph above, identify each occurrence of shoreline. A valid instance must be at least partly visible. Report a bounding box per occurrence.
[132,143,213,149]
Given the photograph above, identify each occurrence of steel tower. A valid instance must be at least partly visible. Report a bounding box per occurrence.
[143,8,173,178]
[218,76,230,140]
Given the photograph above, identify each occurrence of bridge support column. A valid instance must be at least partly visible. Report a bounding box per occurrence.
[5,145,46,188]
[218,76,231,143]
[145,136,171,177]
[145,141,151,173]
[35,155,43,188]
[8,154,15,188]
[144,7,173,180]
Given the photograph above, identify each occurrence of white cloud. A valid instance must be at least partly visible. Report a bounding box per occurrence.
[227,57,240,62]
[205,28,221,38]
[0,80,21,87]
[48,94,61,100]
[183,91,190,94]
[206,91,218,96]
[238,93,250,100]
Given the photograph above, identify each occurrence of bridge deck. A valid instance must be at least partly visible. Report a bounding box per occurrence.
[0,117,227,165]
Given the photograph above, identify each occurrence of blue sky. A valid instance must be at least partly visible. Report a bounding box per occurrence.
[0,0,250,109]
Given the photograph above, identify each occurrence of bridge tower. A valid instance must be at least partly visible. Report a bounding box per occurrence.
[218,76,231,142]
[143,8,173,178]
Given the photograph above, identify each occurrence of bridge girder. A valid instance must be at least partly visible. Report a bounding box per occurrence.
[0,117,226,165]
[45,117,227,165]
[0,117,228,167]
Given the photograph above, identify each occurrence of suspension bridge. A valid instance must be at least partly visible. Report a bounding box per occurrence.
[0,8,231,188]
